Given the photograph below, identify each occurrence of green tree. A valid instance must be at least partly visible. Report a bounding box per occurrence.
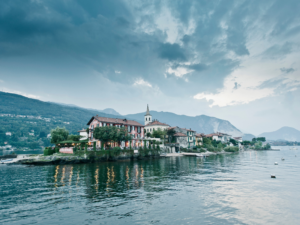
[257,137,266,142]
[203,137,212,145]
[93,126,131,149]
[152,128,166,138]
[146,132,151,138]
[167,128,176,143]
[242,140,251,146]
[50,127,69,144]
[229,138,238,146]
[68,134,81,142]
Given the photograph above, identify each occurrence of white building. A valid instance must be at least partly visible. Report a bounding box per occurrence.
[77,129,88,140]
[144,105,170,134]
[207,132,232,143]
[5,132,11,136]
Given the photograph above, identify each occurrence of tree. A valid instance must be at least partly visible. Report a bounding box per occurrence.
[252,138,257,142]
[50,127,69,144]
[167,128,176,143]
[146,132,151,138]
[257,137,266,142]
[152,128,166,138]
[242,140,251,146]
[203,137,212,145]
[229,138,238,146]
[93,126,131,149]
[68,135,81,142]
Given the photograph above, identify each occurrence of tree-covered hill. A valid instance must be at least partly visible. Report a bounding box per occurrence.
[0,91,136,149]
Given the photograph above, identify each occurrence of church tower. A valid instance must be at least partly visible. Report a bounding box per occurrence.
[144,104,152,125]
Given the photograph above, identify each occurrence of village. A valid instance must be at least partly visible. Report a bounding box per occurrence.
[56,105,244,156]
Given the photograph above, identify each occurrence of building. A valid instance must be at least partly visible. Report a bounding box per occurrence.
[206,132,232,143]
[144,104,152,126]
[195,133,204,146]
[144,105,170,135]
[87,115,145,149]
[167,127,196,149]
[77,129,88,140]
[5,132,11,136]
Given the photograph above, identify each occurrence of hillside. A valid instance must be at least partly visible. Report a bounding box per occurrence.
[0,92,136,149]
[125,111,243,137]
[259,127,300,141]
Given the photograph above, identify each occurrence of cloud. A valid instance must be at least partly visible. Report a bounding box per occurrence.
[133,78,152,88]
[233,82,241,90]
[280,67,295,74]
[115,70,121,74]
[158,43,186,61]
[0,80,3,83]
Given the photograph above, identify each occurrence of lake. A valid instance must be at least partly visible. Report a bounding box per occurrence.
[1,146,299,224]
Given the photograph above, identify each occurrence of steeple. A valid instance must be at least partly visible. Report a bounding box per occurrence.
[144,104,152,125]
[145,104,151,116]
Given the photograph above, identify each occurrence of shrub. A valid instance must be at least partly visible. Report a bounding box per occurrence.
[206,146,215,152]
[199,148,206,153]
[224,146,239,152]
[55,147,59,153]
[44,147,54,156]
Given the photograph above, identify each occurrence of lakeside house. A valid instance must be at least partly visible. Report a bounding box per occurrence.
[195,133,204,146]
[206,132,232,143]
[166,126,196,150]
[5,132,12,136]
[87,115,144,149]
[144,105,170,134]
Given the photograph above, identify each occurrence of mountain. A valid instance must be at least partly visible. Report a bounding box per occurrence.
[99,108,121,116]
[125,111,243,137]
[242,133,256,141]
[259,127,300,141]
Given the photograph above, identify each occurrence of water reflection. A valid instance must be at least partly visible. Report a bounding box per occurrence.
[2,148,300,225]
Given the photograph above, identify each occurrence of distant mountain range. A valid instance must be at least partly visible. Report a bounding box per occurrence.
[259,127,300,142]
[125,111,243,137]
[0,91,243,137]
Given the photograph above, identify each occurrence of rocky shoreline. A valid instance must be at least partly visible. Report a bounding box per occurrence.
[15,152,161,165]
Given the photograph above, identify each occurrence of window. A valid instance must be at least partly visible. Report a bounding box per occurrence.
[91,125,94,129]
[132,126,134,131]
[91,132,93,139]
[128,126,130,132]
[146,118,147,121]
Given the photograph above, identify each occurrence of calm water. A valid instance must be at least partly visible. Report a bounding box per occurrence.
[1,146,299,225]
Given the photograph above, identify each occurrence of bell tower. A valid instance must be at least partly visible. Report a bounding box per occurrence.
[144,104,152,125]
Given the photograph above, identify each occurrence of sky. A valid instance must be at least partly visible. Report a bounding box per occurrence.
[0,0,300,135]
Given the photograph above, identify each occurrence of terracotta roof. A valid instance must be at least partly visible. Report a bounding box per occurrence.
[87,116,144,127]
[196,133,204,137]
[182,128,195,132]
[145,120,169,127]
[233,137,242,140]
[167,126,177,130]
[173,132,187,137]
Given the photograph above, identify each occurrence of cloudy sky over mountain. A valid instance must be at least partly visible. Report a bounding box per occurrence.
[0,0,299,135]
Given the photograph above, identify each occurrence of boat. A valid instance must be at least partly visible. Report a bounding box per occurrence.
[0,159,14,164]
[290,147,298,150]
[274,162,278,165]
[271,174,276,178]
[281,158,285,161]
[195,154,204,157]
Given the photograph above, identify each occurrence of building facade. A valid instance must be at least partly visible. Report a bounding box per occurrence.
[87,115,145,149]
[206,132,232,143]
[168,126,196,149]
